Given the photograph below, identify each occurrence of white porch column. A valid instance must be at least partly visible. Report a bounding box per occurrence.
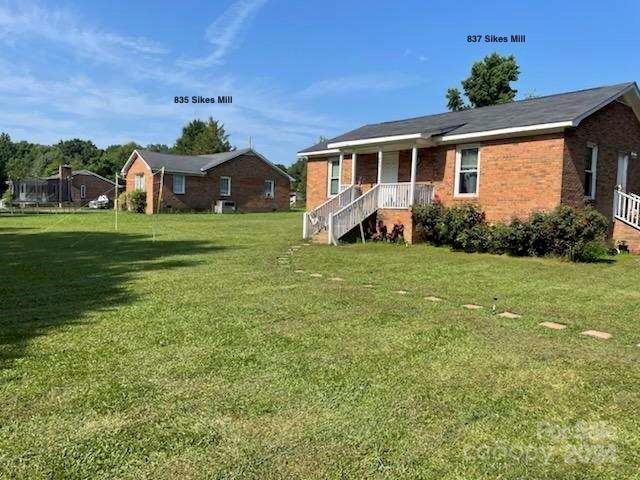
[351,152,357,185]
[410,145,418,206]
[377,148,383,184]
[338,152,344,189]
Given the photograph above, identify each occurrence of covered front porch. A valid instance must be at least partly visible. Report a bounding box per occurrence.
[304,139,438,244]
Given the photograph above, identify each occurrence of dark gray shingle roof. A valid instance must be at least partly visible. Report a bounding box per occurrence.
[129,148,293,180]
[300,82,636,151]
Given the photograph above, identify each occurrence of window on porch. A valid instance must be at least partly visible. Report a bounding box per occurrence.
[328,159,340,196]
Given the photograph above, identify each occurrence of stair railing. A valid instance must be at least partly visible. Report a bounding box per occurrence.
[328,185,380,245]
[302,185,359,239]
[614,189,640,229]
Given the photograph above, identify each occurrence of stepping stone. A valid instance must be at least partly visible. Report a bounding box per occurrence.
[539,321,566,330]
[498,312,521,319]
[330,277,344,282]
[581,330,612,340]
[425,296,442,302]
[462,304,483,310]
[363,284,375,288]
[309,273,323,278]
[294,270,305,274]
[394,290,408,295]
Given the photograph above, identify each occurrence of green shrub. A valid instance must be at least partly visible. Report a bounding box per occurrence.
[117,191,129,211]
[412,202,610,262]
[129,190,147,213]
[438,204,485,248]
[1,188,12,206]
[568,240,608,263]
[413,203,444,243]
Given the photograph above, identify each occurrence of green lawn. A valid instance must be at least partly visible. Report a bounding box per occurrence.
[1,210,639,479]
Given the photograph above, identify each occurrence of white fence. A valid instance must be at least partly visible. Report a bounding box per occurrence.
[303,185,360,239]
[615,189,640,229]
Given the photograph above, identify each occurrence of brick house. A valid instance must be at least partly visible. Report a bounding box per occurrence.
[298,82,640,251]
[121,148,292,214]
[7,164,119,206]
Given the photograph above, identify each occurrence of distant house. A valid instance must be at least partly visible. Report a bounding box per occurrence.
[7,165,119,206]
[121,148,293,214]
[298,82,640,250]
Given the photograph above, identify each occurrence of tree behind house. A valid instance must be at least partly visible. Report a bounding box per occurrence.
[446,53,520,111]
[174,118,232,155]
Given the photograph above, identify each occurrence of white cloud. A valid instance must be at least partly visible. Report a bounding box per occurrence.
[0,1,168,65]
[180,0,267,68]
[298,73,423,98]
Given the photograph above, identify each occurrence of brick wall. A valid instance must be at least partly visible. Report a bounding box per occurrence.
[125,152,290,214]
[70,173,117,205]
[563,101,640,220]
[612,219,640,253]
[377,208,415,243]
[124,154,155,213]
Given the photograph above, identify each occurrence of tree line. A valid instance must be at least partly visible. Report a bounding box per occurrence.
[0,117,233,185]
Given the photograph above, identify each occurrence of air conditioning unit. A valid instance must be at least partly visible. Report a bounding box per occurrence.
[214,200,236,213]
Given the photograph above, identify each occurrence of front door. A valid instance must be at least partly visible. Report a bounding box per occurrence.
[617,153,629,191]
[380,152,399,183]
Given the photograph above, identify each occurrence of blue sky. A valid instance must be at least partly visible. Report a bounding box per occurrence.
[0,0,638,165]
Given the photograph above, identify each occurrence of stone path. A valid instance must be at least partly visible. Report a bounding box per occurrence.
[539,321,566,330]
[498,312,521,319]
[309,273,323,278]
[425,296,442,302]
[581,330,612,340]
[330,277,344,282]
[462,304,483,310]
[394,290,408,295]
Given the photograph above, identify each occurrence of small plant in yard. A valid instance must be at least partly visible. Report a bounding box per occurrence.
[128,190,146,213]
[1,188,12,208]
[117,191,129,211]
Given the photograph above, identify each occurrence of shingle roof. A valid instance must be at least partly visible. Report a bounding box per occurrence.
[300,82,637,151]
[298,139,331,154]
[126,148,293,180]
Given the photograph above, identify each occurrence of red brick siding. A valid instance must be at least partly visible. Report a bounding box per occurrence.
[612,219,640,253]
[124,154,155,214]
[377,208,415,243]
[563,101,640,220]
[69,173,117,204]
[125,152,290,214]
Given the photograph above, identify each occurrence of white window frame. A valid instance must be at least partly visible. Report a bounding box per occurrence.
[327,158,341,197]
[220,176,231,196]
[80,184,86,199]
[134,173,145,191]
[264,179,275,198]
[173,174,185,194]
[454,144,480,198]
[584,142,598,200]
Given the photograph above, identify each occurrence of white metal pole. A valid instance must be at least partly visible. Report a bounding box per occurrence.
[410,145,418,206]
[338,152,344,191]
[114,173,118,231]
[377,148,383,184]
[302,212,308,239]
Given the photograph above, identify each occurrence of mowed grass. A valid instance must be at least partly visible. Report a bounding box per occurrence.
[1,210,640,479]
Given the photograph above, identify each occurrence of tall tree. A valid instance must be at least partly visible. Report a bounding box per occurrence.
[55,139,101,170]
[287,157,307,195]
[91,142,141,178]
[0,132,14,187]
[145,143,172,153]
[446,53,520,111]
[174,118,232,155]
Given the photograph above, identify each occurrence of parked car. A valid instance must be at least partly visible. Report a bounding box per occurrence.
[88,195,110,209]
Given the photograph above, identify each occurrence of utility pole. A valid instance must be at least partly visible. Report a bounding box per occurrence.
[114,172,118,231]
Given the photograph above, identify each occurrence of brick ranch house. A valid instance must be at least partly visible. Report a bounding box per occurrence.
[121,148,292,214]
[7,164,119,206]
[299,82,640,252]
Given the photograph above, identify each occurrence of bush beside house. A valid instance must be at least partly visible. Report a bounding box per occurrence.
[413,203,610,262]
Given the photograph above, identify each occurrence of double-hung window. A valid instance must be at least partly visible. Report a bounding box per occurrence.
[173,174,185,194]
[454,145,480,196]
[328,158,340,196]
[220,176,231,196]
[584,143,598,200]
[264,179,275,198]
[134,174,145,191]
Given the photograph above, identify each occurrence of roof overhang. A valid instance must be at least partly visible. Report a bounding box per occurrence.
[327,132,430,149]
[436,121,574,144]
[296,148,340,158]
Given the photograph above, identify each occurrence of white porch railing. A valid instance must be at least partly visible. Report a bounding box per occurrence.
[303,185,360,239]
[326,182,436,244]
[329,185,380,245]
[614,189,640,229]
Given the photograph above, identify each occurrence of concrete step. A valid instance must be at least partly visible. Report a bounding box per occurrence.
[311,231,329,244]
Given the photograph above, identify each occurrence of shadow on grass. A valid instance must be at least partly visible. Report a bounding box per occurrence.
[0,230,220,372]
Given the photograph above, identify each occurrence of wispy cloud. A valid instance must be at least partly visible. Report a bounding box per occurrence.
[298,73,423,99]
[0,1,168,64]
[180,0,267,68]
